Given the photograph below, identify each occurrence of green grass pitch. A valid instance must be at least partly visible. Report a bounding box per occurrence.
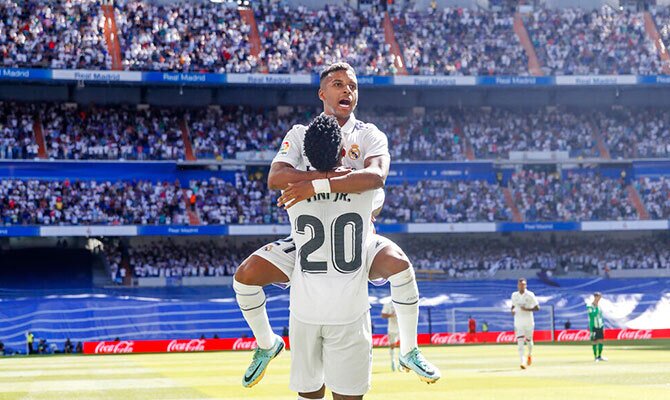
[1,341,669,400]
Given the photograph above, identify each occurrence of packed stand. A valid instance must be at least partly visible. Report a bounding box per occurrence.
[0,103,40,159]
[398,234,670,277]
[127,238,265,278]
[461,108,597,158]
[635,177,670,220]
[188,175,284,225]
[379,180,511,223]
[188,107,311,160]
[652,6,670,71]
[256,3,395,75]
[593,108,670,159]
[393,7,528,76]
[40,104,185,160]
[0,179,190,225]
[524,7,659,75]
[115,0,258,72]
[510,170,637,221]
[360,109,466,161]
[0,0,110,69]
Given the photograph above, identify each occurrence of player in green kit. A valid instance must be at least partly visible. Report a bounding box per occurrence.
[587,292,607,362]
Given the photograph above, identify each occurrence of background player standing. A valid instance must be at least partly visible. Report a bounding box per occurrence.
[588,292,607,362]
[381,299,399,371]
[510,278,539,369]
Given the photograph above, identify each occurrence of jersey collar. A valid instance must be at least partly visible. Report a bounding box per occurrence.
[340,113,357,135]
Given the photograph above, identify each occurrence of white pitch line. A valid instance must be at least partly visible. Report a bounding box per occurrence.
[0,377,185,393]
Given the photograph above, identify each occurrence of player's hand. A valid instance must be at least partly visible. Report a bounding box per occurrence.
[329,166,353,178]
[277,181,315,209]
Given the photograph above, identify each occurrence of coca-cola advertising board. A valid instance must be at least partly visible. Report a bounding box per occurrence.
[83,328,670,354]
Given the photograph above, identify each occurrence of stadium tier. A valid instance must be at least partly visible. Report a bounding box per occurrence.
[3,104,670,160]
[2,2,670,76]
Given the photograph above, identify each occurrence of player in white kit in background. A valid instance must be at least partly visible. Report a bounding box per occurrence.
[287,114,376,400]
[510,278,540,369]
[381,299,399,372]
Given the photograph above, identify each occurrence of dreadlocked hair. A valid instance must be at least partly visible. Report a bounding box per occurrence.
[304,114,342,172]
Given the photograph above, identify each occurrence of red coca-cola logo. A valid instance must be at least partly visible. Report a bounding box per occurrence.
[167,339,206,352]
[556,329,591,342]
[232,338,258,351]
[372,335,390,347]
[617,329,652,340]
[94,341,135,354]
[431,333,467,345]
[495,331,517,343]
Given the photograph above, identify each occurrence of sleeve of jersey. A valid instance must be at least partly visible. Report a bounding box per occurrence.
[362,125,390,160]
[529,293,539,307]
[272,128,302,167]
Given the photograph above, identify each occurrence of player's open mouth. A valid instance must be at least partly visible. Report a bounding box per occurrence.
[338,99,352,108]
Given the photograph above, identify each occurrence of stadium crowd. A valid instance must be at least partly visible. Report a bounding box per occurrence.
[4,103,670,161]
[401,234,670,277]
[40,104,185,160]
[0,103,40,159]
[188,107,308,160]
[393,7,528,76]
[380,180,510,223]
[461,108,597,158]
[256,2,395,75]
[116,0,258,73]
[510,170,637,221]
[0,0,110,69]
[126,239,257,278]
[0,179,190,225]
[3,2,669,76]
[525,7,660,75]
[2,173,663,226]
[107,234,670,281]
[636,177,670,220]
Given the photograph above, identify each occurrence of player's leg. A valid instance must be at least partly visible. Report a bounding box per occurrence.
[591,329,600,362]
[332,394,363,400]
[389,332,399,371]
[290,315,327,399]
[526,327,534,366]
[234,238,295,387]
[367,236,440,383]
[298,385,326,400]
[323,312,372,400]
[517,337,526,369]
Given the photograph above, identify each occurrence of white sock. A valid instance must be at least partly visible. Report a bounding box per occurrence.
[517,338,525,364]
[298,397,324,400]
[233,279,275,349]
[527,340,533,356]
[389,268,419,356]
[389,347,395,363]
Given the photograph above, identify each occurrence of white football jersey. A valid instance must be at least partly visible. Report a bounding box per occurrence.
[382,302,399,333]
[511,290,539,326]
[272,113,388,210]
[287,189,376,325]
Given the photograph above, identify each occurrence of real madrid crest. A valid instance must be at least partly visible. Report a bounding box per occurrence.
[348,144,361,160]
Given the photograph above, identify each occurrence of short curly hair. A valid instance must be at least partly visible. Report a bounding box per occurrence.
[319,62,356,84]
[304,114,342,172]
